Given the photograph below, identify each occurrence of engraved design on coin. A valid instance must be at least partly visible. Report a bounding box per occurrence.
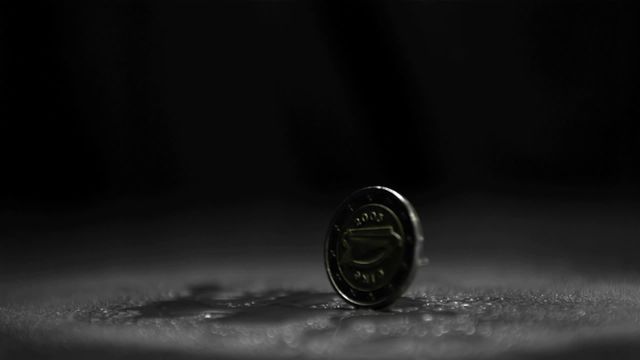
[325,186,424,309]
[338,204,404,292]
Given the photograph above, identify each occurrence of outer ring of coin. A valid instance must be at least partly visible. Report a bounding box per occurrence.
[324,186,424,309]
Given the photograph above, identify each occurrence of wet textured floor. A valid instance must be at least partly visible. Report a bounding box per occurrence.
[2,258,640,359]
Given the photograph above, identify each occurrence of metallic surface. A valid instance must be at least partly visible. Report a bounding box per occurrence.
[325,186,424,308]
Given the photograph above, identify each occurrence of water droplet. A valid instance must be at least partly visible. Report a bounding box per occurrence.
[363,322,375,334]
[422,314,433,322]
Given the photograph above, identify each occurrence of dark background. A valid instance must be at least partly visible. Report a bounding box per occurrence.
[1,0,639,272]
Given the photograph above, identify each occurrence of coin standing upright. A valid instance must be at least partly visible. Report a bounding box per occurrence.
[325,186,424,309]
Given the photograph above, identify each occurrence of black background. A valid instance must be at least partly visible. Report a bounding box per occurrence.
[1,0,639,272]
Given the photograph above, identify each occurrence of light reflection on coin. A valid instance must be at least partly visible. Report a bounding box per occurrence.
[325,186,424,309]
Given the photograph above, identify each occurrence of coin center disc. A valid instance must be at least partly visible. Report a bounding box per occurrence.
[336,204,405,292]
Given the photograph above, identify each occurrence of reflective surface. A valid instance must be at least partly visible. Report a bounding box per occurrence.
[3,259,640,359]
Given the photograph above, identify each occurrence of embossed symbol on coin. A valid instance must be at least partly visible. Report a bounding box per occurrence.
[342,226,400,266]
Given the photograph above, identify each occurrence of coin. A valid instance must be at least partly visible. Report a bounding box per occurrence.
[324,186,424,309]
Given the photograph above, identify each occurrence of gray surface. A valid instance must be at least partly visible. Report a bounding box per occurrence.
[2,257,640,359]
[3,195,640,359]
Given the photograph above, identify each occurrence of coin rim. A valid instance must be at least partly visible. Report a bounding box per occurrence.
[324,186,424,309]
